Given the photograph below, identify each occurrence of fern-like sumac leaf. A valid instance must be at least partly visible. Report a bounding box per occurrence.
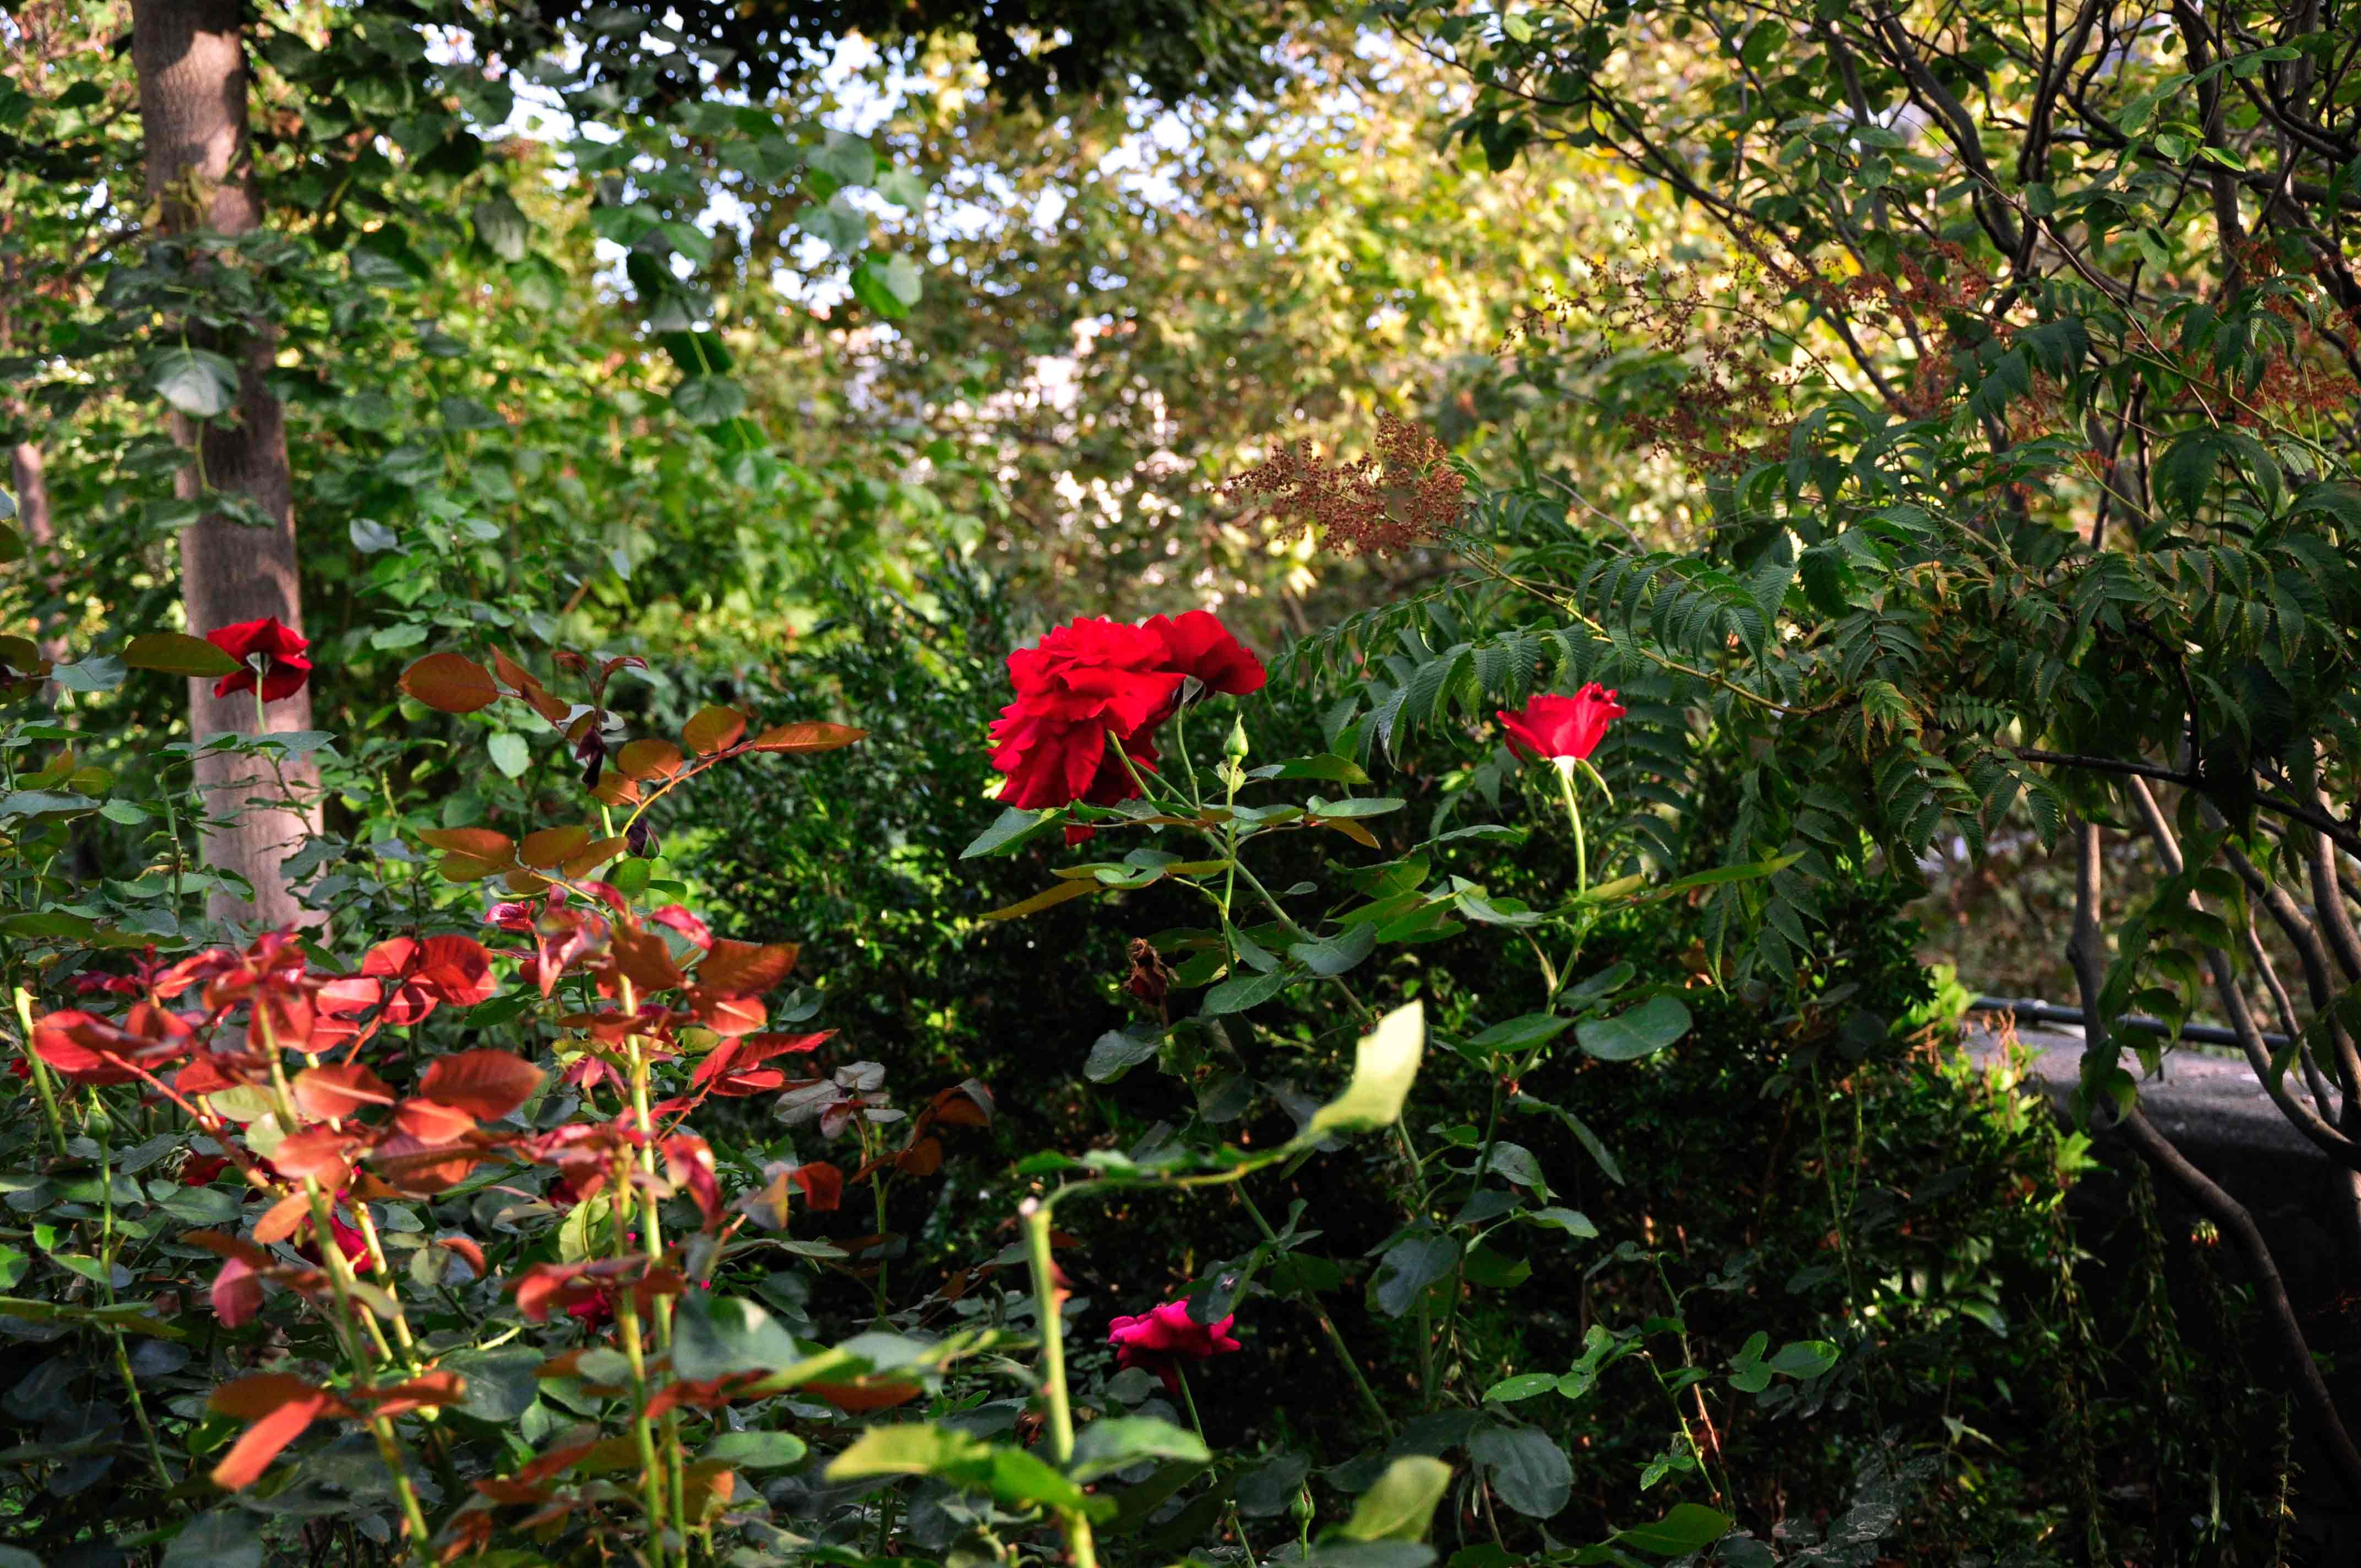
[1405,644,1471,729]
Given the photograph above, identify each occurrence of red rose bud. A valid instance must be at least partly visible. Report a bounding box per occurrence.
[1497,684,1626,764]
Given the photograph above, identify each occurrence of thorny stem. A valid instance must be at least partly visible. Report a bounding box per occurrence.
[1178,1368,1255,1567]
[1650,1261,1733,1505]
[258,1015,432,1558]
[261,1045,396,1369]
[1807,1060,1906,1494]
[870,1155,893,1322]
[91,1099,173,1487]
[10,983,71,1159]
[1113,728,1446,1422]
[1021,1196,1098,1568]
[1430,1068,1512,1405]
[615,1283,675,1568]
[1237,1190,1394,1437]
[1638,1342,1724,1504]
[351,1200,423,1372]
[617,976,689,1556]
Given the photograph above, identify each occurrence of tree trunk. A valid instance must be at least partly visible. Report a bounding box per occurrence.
[7,441,67,667]
[131,0,319,929]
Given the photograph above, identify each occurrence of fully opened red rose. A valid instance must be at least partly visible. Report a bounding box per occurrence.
[1498,684,1626,764]
[205,617,313,703]
[988,612,1266,823]
[1107,1300,1242,1393]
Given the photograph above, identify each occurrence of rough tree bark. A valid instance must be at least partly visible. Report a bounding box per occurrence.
[7,440,67,668]
[130,0,320,928]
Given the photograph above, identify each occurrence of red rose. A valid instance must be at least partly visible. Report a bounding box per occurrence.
[293,1196,372,1268]
[1144,611,1267,705]
[1498,684,1626,764]
[988,613,1267,821]
[205,617,313,703]
[565,1288,615,1331]
[179,1153,232,1186]
[1107,1300,1242,1393]
[989,618,1179,811]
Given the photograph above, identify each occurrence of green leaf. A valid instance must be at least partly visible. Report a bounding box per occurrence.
[672,1294,804,1380]
[151,346,240,418]
[161,1507,265,1568]
[157,1186,240,1226]
[807,130,877,186]
[673,374,748,426]
[1468,1014,1569,1054]
[1201,967,1293,1015]
[121,633,240,679]
[0,790,97,819]
[1338,1456,1454,1542]
[1290,922,1378,977]
[1525,1206,1597,1238]
[1068,1415,1210,1482]
[1309,795,1407,819]
[1482,1373,1559,1403]
[852,253,924,319]
[1574,996,1691,1061]
[961,806,1058,859]
[444,1347,542,1422]
[1084,1028,1160,1084]
[472,194,531,262]
[826,1423,1102,1516]
[50,657,125,694]
[1306,1001,1425,1137]
[1468,1424,1570,1518]
[348,518,396,556]
[1610,1503,1733,1556]
[699,1429,809,1470]
[1256,754,1370,785]
[1766,1340,1838,1379]
[487,733,531,780]
[1372,1233,1458,1317]
[2156,429,2224,516]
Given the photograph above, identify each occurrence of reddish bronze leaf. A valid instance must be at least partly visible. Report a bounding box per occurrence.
[682,704,748,756]
[616,738,684,780]
[518,825,592,869]
[748,721,866,754]
[418,1049,543,1121]
[418,826,514,862]
[269,1126,358,1188]
[697,939,798,997]
[292,1062,395,1121]
[400,652,502,714]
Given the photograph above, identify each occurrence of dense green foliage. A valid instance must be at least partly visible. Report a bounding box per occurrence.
[2,0,2351,1562]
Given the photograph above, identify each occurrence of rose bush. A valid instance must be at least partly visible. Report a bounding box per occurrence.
[0,595,1859,1567]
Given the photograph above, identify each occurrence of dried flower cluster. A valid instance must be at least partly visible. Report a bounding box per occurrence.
[1503,237,2005,475]
[1225,413,1466,556]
